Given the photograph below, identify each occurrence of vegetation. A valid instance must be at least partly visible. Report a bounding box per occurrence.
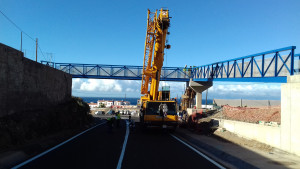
[99,103,106,108]
[0,96,93,150]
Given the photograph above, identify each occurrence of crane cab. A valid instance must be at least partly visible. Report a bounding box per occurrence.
[140,86,178,130]
[140,100,178,130]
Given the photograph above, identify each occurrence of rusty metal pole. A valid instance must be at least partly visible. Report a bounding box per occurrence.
[35,38,38,62]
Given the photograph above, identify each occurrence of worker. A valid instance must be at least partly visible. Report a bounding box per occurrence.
[115,112,121,128]
[107,116,115,129]
[128,115,135,130]
[182,110,187,122]
[183,65,187,78]
[188,66,192,77]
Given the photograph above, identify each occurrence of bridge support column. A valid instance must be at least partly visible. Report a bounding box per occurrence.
[189,80,212,109]
[281,75,300,156]
[195,92,202,109]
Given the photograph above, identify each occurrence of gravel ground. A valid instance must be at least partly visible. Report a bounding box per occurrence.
[212,105,280,123]
[183,106,280,153]
[213,129,274,152]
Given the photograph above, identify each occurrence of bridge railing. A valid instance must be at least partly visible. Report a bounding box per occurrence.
[40,62,191,82]
[192,46,297,82]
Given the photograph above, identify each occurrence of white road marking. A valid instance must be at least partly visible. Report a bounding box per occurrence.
[170,134,226,169]
[116,120,130,169]
[11,121,106,169]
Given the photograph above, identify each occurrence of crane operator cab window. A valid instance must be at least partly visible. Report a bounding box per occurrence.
[146,102,177,116]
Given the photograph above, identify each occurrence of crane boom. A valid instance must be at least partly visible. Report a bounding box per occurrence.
[141,9,170,102]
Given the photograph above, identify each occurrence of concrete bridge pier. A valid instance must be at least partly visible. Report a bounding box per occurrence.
[189,81,212,109]
[281,74,300,156]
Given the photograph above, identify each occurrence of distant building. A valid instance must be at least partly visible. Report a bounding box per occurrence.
[89,100,132,108]
[88,102,98,108]
[114,101,123,106]
[97,100,114,108]
[114,100,131,106]
[94,100,131,108]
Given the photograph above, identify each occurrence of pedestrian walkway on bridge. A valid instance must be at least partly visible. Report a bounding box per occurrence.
[42,46,299,83]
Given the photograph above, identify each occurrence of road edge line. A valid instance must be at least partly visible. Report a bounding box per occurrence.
[11,121,106,169]
[116,120,130,169]
[170,134,226,169]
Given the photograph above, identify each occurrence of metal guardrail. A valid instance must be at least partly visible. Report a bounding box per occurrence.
[41,62,191,82]
[192,46,297,83]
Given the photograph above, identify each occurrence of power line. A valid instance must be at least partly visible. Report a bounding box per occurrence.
[0,10,35,41]
[0,9,51,62]
[38,46,46,60]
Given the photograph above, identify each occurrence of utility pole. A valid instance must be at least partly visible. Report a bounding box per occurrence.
[36,38,38,62]
[20,32,22,52]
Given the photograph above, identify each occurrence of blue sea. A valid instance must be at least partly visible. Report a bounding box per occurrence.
[80,97,213,105]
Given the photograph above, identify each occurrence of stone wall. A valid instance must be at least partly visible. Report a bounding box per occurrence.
[0,43,72,117]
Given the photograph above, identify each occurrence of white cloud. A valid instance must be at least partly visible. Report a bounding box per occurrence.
[72,79,142,97]
[72,79,281,100]
[73,79,123,92]
[72,78,83,90]
[126,88,134,92]
[208,82,281,100]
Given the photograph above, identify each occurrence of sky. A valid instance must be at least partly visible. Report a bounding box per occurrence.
[1,0,300,100]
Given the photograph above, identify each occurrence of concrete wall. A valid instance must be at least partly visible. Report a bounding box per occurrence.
[214,99,280,107]
[281,75,300,156]
[215,118,281,150]
[215,75,300,157]
[0,43,72,117]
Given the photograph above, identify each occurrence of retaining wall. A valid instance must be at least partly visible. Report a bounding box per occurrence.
[0,43,72,117]
[213,99,280,107]
[281,75,300,156]
[215,119,281,149]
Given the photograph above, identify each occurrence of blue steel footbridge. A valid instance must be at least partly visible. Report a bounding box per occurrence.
[42,46,299,83]
[41,63,191,82]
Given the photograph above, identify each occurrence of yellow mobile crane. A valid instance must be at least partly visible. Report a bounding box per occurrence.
[140,8,178,130]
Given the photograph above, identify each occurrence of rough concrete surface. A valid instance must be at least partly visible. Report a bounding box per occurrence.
[0,43,72,117]
[214,99,281,107]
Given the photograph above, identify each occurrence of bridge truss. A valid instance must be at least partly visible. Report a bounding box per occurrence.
[192,46,299,83]
[42,46,299,83]
[41,62,191,82]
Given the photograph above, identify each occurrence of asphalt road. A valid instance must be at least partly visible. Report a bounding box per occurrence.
[14,120,223,169]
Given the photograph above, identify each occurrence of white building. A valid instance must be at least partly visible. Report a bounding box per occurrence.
[95,100,131,108]
[97,100,114,108]
[114,101,131,106]
[88,102,98,108]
